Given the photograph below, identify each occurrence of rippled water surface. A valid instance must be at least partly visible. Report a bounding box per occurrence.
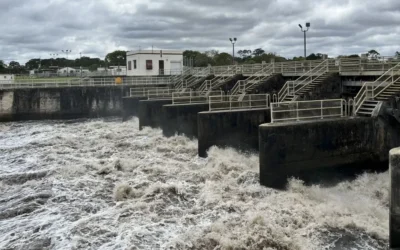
[0,118,389,249]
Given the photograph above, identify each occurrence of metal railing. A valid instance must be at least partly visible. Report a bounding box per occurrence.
[353,82,374,114]
[147,89,176,99]
[353,63,400,114]
[271,99,347,123]
[209,94,272,111]
[130,87,172,97]
[0,77,172,90]
[172,90,224,104]
[230,64,274,95]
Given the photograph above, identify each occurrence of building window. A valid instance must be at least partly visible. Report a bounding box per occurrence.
[128,61,132,70]
[146,60,152,70]
[134,60,137,69]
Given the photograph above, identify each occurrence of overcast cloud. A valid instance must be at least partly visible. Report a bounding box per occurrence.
[1,0,400,63]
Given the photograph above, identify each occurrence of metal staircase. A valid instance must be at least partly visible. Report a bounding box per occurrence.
[277,59,335,102]
[229,64,274,98]
[197,66,238,95]
[354,63,400,117]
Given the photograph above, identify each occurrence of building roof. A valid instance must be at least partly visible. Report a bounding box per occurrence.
[127,49,183,56]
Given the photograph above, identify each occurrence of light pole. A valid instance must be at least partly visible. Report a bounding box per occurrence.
[229,38,237,65]
[298,23,310,59]
[62,50,71,77]
[50,53,58,66]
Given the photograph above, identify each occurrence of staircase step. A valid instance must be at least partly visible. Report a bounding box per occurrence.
[357,111,373,115]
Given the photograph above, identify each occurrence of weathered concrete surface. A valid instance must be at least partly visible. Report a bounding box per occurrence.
[198,108,270,157]
[390,147,400,249]
[162,103,209,138]
[0,87,127,122]
[138,99,172,130]
[122,97,146,121]
[259,116,400,189]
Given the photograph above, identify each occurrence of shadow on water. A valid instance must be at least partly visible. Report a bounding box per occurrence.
[296,160,389,188]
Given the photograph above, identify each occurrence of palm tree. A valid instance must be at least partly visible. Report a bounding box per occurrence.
[367,49,380,59]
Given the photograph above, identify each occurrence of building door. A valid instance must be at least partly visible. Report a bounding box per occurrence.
[159,60,164,75]
[170,61,182,75]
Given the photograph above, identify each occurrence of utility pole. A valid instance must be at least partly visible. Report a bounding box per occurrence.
[62,50,71,77]
[298,23,310,60]
[229,38,237,65]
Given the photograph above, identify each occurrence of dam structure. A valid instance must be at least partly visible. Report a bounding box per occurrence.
[3,57,400,191]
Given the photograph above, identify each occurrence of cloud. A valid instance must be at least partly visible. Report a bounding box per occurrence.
[0,0,399,64]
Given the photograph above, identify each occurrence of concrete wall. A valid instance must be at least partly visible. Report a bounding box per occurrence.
[138,99,172,130]
[122,97,146,121]
[198,108,270,157]
[0,87,127,121]
[162,103,209,138]
[259,116,400,188]
[390,147,400,249]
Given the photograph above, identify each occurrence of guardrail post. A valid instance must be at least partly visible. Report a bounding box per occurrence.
[321,100,324,119]
[249,94,252,108]
[271,104,274,123]
[296,102,299,121]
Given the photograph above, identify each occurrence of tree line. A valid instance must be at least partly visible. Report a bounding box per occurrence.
[0,49,398,74]
[0,50,126,74]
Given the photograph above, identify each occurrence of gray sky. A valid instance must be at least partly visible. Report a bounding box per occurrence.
[1,0,400,63]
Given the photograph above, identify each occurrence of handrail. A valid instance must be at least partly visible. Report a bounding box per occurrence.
[271,99,347,123]
[209,93,271,111]
[371,63,400,97]
[292,59,329,89]
[229,64,273,96]
[172,90,224,104]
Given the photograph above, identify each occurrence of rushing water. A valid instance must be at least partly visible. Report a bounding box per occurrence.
[0,118,389,250]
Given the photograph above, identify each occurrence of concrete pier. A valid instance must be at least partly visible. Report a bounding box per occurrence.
[161,103,209,138]
[138,99,172,130]
[122,97,146,120]
[198,108,270,157]
[259,117,400,189]
[0,87,126,122]
[391,147,400,249]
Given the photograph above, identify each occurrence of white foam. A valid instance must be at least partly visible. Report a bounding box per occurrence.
[0,117,388,249]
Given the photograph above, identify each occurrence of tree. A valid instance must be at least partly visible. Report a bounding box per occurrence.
[105,50,126,66]
[0,60,5,69]
[8,61,21,69]
[214,52,232,65]
[306,53,323,60]
[252,48,265,57]
[237,49,252,61]
[25,59,41,70]
[395,51,400,58]
[367,49,380,58]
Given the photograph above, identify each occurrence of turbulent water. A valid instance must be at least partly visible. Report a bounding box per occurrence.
[0,118,389,250]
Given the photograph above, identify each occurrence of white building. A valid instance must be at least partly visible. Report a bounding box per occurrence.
[57,67,77,74]
[0,74,15,83]
[126,50,183,76]
[109,66,127,76]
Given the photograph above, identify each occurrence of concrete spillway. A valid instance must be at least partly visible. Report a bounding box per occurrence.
[0,87,128,121]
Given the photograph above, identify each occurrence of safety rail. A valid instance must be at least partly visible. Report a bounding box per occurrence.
[198,80,212,94]
[370,63,400,98]
[276,59,332,102]
[292,59,330,92]
[353,82,374,114]
[130,87,172,97]
[230,64,274,95]
[277,81,295,102]
[147,89,176,99]
[172,90,224,104]
[0,77,171,90]
[209,93,272,111]
[271,99,348,123]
